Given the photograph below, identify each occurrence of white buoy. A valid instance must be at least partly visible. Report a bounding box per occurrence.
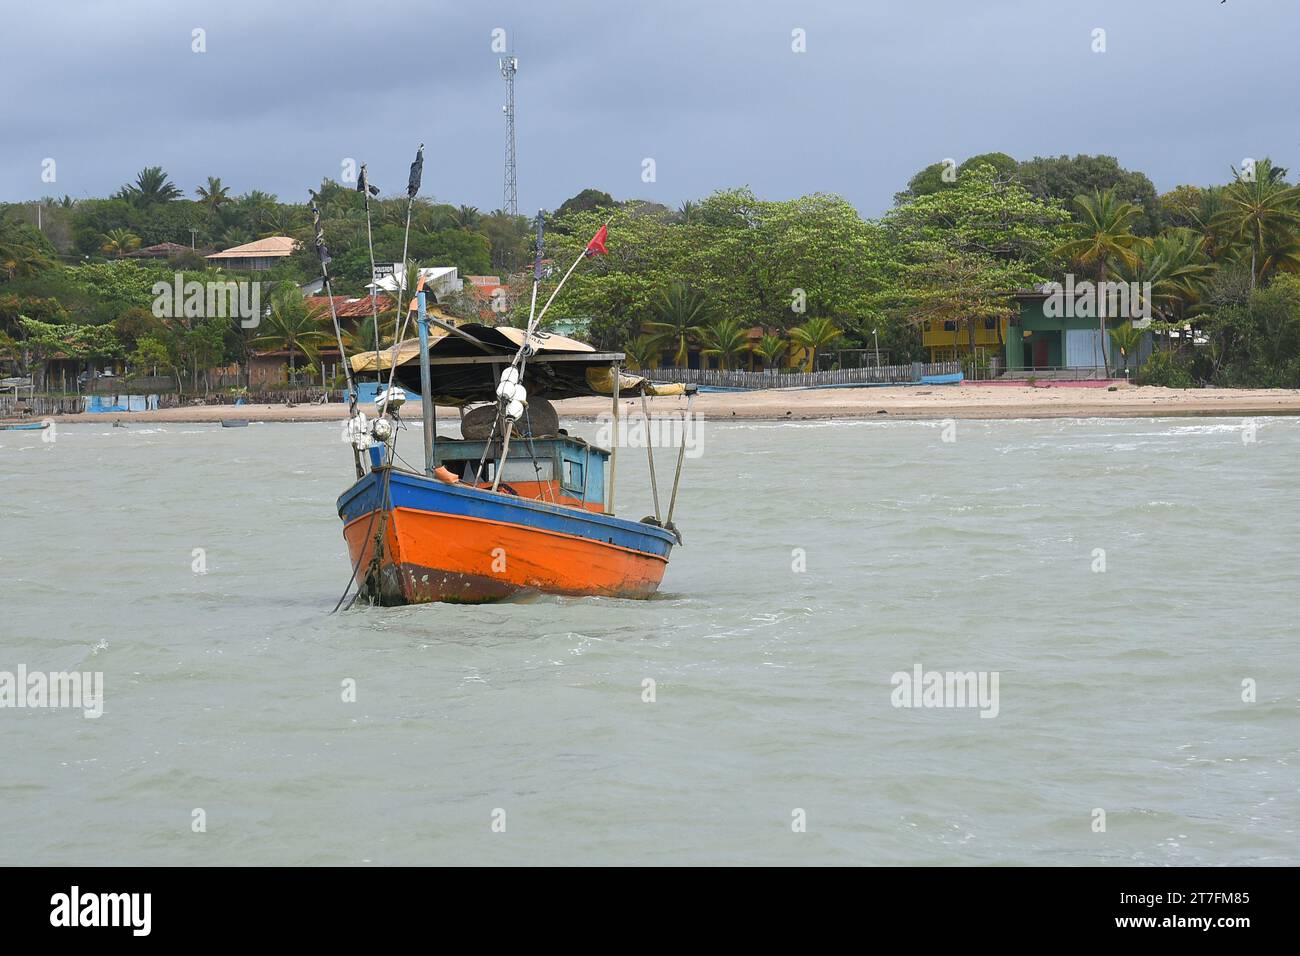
[375,386,407,414]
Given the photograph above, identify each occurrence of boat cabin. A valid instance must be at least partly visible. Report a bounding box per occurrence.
[433,434,608,512]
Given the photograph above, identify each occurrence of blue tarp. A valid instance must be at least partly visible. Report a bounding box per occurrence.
[84,394,159,413]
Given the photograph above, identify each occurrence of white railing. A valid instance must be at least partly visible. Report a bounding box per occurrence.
[648,362,961,389]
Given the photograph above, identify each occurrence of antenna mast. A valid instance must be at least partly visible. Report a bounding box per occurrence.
[500,53,519,219]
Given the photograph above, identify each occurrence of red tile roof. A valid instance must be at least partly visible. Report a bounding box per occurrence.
[304,294,394,318]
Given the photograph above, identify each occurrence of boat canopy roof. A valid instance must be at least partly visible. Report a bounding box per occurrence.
[350,323,691,405]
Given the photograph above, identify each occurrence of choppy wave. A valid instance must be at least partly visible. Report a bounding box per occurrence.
[2,418,1297,865]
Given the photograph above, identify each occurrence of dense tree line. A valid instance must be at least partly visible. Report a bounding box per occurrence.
[4,151,1300,390]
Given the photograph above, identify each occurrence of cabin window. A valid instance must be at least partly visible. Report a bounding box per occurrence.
[440,459,479,481]
[983,317,997,330]
[943,321,957,332]
[500,458,554,482]
[563,459,584,493]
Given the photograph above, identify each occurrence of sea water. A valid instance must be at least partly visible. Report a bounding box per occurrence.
[1,416,1296,865]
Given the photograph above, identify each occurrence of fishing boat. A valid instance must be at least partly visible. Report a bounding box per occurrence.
[316,169,695,605]
[336,310,693,605]
[0,421,50,431]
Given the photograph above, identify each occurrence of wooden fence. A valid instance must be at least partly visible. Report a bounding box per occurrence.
[2,387,343,417]
[0,394,84,417]
[648,362,962,389]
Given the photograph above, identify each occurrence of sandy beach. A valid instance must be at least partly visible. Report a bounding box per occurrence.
[23,382,1300,424]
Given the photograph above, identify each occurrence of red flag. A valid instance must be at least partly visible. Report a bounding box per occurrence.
[585,224,608,257]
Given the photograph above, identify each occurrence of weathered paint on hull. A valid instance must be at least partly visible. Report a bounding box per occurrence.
[338,469,675,605]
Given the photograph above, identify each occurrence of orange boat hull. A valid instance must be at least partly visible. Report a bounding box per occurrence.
[338,471,675,604]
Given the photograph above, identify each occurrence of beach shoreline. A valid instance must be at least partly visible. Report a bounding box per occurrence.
[17,383,1300,425]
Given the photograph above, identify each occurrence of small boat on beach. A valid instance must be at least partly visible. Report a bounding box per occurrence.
[0,421,50,431]
[220,419,250,428]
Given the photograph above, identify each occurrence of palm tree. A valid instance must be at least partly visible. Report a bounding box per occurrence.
[1113,228,1215,333]
[1054,189,1146,374]
[195,176,232,214]
[1108,324,1144,376]
[381,200,411,228]
[451,205,482,231]
[346,309,394,357]
[237,190,280,233]
[260,205,305,237]
[789,317,842,371]
[623,334,659,371]
[251,284,332,382]
[677,201,700,225]
[100,228,141,257]
[698,317,752,370]
[219,226,253,249]
[644,281,710,367]
[120,166,182,205]
[754,333,786,374]
[0,219,54,279]
[1211,158,1300,292]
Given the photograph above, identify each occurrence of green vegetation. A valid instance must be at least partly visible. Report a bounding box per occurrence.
[5,153,1300,392]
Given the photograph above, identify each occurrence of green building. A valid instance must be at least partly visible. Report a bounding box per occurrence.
[1006,290,1151,377]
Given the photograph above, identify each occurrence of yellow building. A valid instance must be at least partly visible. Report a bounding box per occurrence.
[920,316,1008,363]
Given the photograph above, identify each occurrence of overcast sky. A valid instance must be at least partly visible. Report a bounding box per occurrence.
[2,0,1295,216]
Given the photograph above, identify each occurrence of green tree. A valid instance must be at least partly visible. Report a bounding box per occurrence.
[1210,158,1300,292]
[887,164,1072,266]
[100,228,142,257]
[0,218,56,279]
[698,317,751,370]
[644,281,710,366]
[789,316,841,371]
[622,334,659,371]
[901,152,1018,199]
[234,190,279,234]
[1111,228,1215,341]
[130,334,181,390]
[754,332,786,373]
[1054,189,1147,373]
[196,177,232,215]
[555,189,616,221]
[1015,154,1162,235]
[450,205,481,231]
[1108,324,1144,376]
[119,166,183,205]
[251,283,331,381]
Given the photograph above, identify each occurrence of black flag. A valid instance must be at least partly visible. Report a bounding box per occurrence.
[407,144,424,198]
[311,204,331,269]
[356,164,379,197]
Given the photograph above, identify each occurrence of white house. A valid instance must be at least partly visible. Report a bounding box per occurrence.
[368,265,464,301]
